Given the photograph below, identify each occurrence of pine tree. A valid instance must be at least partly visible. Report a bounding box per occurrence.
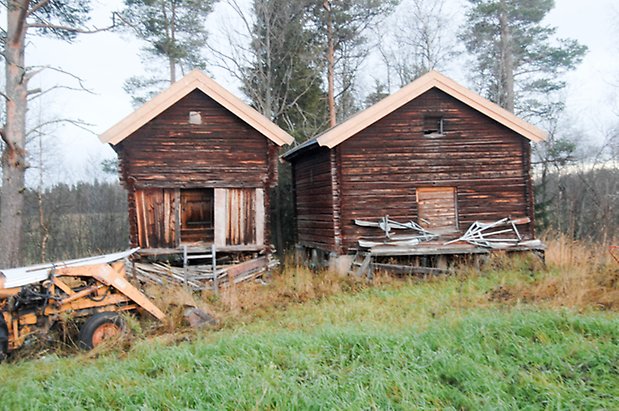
[314,0,398,124]
[460,0,586,117]
[120,0,216,106]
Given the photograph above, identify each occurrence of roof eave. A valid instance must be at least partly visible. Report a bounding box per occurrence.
[315,70,547,149]
[99,70,294,147]
[281,138,320,161]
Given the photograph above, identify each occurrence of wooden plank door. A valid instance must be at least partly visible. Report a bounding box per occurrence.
[416,187,458,232]
[134,188,177,248]
[214,188,264,247]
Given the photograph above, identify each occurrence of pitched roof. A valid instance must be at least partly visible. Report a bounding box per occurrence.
[283,70,547,159]
[100,70,294,146]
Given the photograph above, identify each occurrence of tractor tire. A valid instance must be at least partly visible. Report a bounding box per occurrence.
[0,315,8,361]
[78,312,125,350]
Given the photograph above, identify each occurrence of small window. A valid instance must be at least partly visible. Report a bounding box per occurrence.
[423,116,444,136]
[188,111,202,125]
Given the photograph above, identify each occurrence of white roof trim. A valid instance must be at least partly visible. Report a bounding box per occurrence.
[316,70,547,148]
[99,70,294,147]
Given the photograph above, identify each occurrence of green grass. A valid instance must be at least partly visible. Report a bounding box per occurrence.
[1,270,618,410]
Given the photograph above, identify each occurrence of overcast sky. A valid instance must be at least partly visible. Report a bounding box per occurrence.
[11,0,619,185]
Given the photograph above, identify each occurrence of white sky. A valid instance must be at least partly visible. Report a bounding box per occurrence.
[12,0,619,185]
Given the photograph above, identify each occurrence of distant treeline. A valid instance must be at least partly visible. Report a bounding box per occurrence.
[536,167,618,244]
[10,166,619,265]
[21,181,128,264]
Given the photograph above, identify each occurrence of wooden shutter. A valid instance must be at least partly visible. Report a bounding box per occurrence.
[416,187,458,231]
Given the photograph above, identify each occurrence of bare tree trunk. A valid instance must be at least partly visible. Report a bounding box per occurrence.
[498,0,514,112]
[324,0,336,127]
[162,0,176,82]
[37,191,49,262]
[37,132,48,262]
[0,0,29,268]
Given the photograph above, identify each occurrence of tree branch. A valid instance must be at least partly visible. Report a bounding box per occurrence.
[26,118,95,138]
[27,65,96,94]
[26,0,49,17]
[26,22,115,34]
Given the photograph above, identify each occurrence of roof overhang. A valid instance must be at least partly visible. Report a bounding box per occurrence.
[283,70,547,160]
[100,70,294,147]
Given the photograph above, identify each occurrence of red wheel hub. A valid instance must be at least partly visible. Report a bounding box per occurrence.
[91,322,121,347]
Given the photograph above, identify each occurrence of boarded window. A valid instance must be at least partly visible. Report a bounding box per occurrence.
[180,189,214,243]
[416,187,458,231]
[423,116,444,136]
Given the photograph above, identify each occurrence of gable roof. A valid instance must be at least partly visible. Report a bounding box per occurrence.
[283,70,547,159]
[100,70,294,147]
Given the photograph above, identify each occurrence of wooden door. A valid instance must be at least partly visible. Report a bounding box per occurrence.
[416,187,458,232]
[180,189,214,243]
[225,188,256,245]
[134,188,177,248]
[214,188,265,247]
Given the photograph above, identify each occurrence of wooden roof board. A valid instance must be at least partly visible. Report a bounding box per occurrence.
[99,70,294,147]
[283,70,547,160]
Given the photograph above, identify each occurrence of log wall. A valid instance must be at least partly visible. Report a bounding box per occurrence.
[292,147,336,251]
[115,90,277,249]
[337,88,535,251]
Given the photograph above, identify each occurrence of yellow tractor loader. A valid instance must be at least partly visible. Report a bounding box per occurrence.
[0,249,164,359]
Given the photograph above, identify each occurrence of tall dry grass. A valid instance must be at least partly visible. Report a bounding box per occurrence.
[215,262,370,323]
[504,233,619,310]
[135,261,373,337]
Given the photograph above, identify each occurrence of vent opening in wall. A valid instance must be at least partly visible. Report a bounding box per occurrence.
[423,115,444,137]
[189,111,202,125]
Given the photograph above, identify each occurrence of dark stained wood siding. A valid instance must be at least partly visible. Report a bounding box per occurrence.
[336,88,535,251]
[292,147,336,251]
[115,89,278,249]
[116,90,273,189]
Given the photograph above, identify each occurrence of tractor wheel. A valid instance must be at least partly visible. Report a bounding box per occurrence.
[0,315,8,361]
[78,312,125,350]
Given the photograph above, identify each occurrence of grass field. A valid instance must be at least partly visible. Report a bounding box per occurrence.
[1,246,618,409]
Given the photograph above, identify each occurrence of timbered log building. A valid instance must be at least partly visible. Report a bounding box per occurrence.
[283,71,547,261]
[100,70,294,256]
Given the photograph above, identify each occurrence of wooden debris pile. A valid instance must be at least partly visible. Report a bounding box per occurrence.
[132,255,278,292]
[354,216,438,248]
[444,217,542,249]
[356,216,542,250]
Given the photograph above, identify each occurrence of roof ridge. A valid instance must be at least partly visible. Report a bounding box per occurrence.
[99,71,294,147]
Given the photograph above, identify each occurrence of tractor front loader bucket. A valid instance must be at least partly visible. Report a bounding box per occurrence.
[54,262,166,321]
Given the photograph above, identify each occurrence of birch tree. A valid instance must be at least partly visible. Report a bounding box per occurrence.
[0,0,111,268]
[378,0,457,88]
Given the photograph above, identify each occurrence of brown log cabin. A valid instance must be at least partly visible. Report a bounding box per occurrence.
[283,71,547,264]
[100,70,294,256]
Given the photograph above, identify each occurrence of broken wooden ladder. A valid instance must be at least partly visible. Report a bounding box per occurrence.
[348,251,373,278]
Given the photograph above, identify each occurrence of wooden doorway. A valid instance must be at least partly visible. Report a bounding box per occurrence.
[416,187,458,232]
[180,189,214,243]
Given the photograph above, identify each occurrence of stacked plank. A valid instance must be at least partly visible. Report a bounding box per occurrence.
[131,256,278,291]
